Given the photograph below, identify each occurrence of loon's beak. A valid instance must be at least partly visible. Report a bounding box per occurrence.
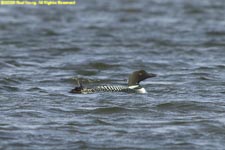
[148,73,157,78]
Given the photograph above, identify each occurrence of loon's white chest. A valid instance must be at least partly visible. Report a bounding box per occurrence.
[135,87,147,93]
[128,85,147,94]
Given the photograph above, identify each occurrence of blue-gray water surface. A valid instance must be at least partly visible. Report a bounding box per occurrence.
[1,0,225,149]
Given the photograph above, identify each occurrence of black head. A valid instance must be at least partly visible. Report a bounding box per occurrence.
[128,70,156,86]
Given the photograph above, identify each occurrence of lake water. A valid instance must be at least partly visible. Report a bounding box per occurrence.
[1,0,225,149]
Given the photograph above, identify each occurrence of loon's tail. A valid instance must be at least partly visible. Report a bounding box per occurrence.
[70,79,96,94]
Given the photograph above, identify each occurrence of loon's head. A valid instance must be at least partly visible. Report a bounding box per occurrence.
[128,70,156,86]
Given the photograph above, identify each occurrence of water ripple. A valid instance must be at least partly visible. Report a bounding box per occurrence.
[1,1,225,150]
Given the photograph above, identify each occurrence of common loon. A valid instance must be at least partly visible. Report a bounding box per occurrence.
[70,70,156,94]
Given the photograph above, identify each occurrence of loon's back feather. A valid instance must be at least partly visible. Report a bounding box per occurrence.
[94,85,135,93]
